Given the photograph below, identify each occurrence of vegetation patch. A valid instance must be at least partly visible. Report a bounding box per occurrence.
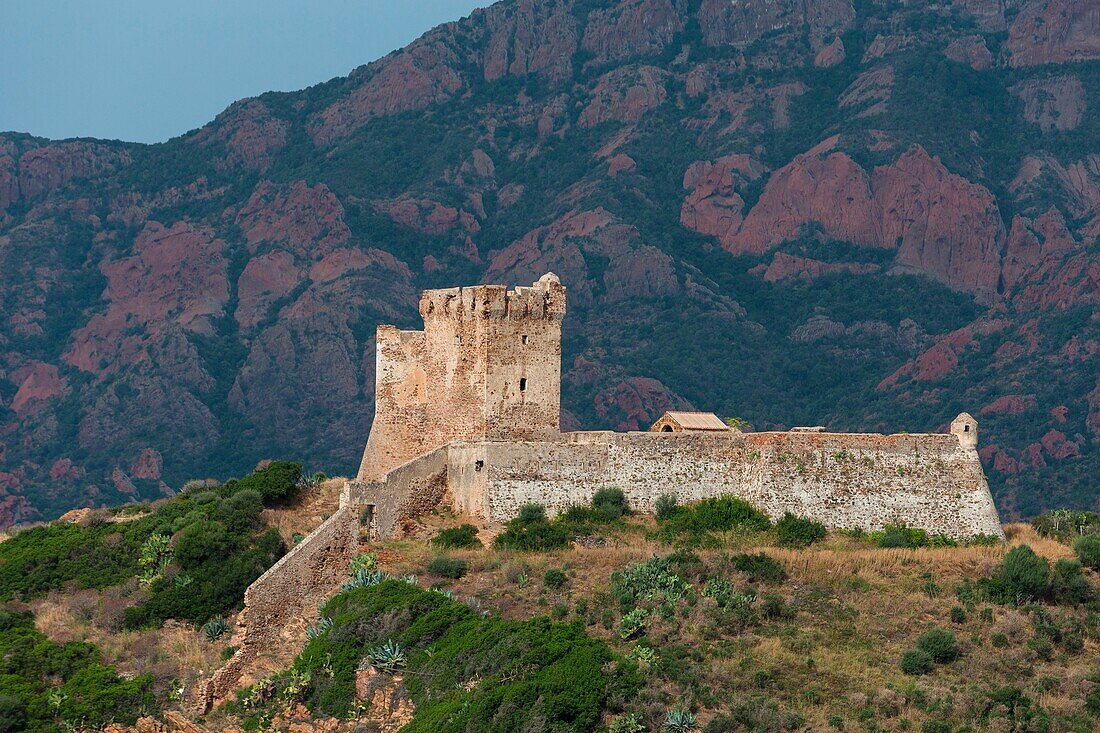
[0,609,154,732]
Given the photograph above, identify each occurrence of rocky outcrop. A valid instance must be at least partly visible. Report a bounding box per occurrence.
[10,362,65,417]
[593,376,693,431]
[1007,0,1100,67]
[756,253,880,283]
[0,140,130,211]
[580,0,682,66]
[236,181,351,257]
[944,36,992,70]
[873,147,1005,298]
[487,208,678,306]
[66,221,229,374]
[727,143,882,255]
[697,0,854,49]
[680,155,765,248]
[192,99,288,171]
[815,38,846,67]
[579,66,668,128]
[1012,75,1086,132]
[373,196,480,235]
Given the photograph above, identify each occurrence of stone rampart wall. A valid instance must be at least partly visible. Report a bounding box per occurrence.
[350,445,450,539]
[453,430,1002,538]
[200,502,358,709]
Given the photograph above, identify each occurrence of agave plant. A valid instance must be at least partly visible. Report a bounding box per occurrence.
[202,617,231,642]
[341,568,387,591]
[402,574,418,586]
[305,616,332,641]
[664,709,698,733]
[429,586,454,600]
[366,639,407,673]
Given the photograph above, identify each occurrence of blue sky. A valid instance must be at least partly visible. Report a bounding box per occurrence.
[0,1,486,144]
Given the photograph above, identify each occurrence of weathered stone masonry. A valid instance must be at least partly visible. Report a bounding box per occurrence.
[348,274,1003,540]
[207,274,1003,706]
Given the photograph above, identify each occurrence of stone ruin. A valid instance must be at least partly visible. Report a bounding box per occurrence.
[202,273,1003,707]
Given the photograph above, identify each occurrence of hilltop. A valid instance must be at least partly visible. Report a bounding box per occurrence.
[2,478,1100,731]
[1,0,1099,526]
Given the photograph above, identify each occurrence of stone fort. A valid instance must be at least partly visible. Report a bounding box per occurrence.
[203,273,1003,706]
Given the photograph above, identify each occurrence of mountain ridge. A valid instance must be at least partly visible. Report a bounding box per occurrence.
[1,0,1099,527]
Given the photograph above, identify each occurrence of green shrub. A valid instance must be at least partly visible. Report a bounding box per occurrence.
[284,580,637,727]
[1032,509,1100,542]
[731,553,788,584]
[981,545,1050,605]
[916,628,959,663]
[494,505,571,552]
[426,556,468,579]
[1050,558,1094,605]
[432,524,482,549]
[231,460,304,505]
[692,496,772,532]
[655,493,680,520]
[0,609,154,729]
[900,649,934,675]
[921,721,951,733]
[875,524,944,549]
[950,606,967,624]
[775,513,827,547]
[592,487,630,520]
[990,632,1009,648]
[518,503,547,524]
[544,568,567,590]
[658,496,771,543]
[1073,533,1100,570]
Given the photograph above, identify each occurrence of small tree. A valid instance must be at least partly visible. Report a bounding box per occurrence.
[1073,533,1100,570]
[900,649,933,675]
[655,493,679,520]
[592,488,630,520]
[775,513,827,547]
[916,628,958,663]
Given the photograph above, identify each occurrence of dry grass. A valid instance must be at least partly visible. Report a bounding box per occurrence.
[362,518,1100,732]
[30,587,227,696]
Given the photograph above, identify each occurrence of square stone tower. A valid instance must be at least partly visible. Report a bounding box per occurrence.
[357,273,566,481]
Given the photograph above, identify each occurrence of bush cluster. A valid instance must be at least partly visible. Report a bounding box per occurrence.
[657,496,771,544]
[774,513,827,547]
[978,545,1093,606]
[0,462,292,628]
[900,627,959,675]
[426,556,468,579]
[730,553,788,584]
[872,524,956,549]
[265,579,640,728]
[431,524,481,549]
[494,504,572,552]
[0,609,154,730]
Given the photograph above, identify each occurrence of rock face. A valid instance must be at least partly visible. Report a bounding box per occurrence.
[1006,0,1100,67]
[2,0,1100,524]
[1012,76,1086,132]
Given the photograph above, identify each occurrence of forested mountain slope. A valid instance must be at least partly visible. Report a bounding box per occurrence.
[1,0,1098,525]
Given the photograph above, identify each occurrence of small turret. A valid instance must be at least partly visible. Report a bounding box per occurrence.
[950,412,978,450]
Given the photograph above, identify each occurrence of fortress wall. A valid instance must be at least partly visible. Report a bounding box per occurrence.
[351,445,450,539]
[465,431,1003,539]
[201,502,358,709]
